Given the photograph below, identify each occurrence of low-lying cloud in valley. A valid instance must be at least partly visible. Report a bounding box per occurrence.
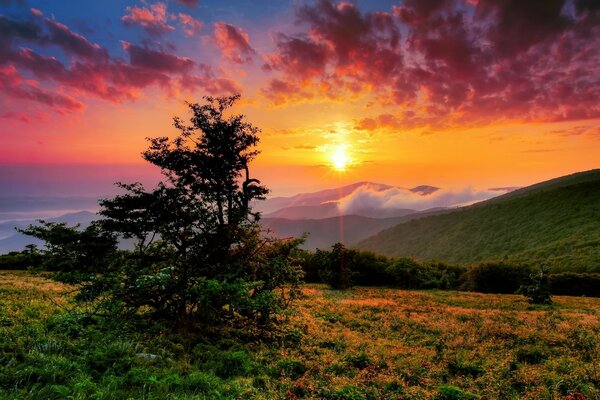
[336,185,502,214]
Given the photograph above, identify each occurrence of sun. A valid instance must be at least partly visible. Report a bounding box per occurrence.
[330,144,350,171]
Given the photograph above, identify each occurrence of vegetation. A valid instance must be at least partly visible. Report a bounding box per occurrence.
[518,266,553,305]
[1,270,599,399]
[18,95,304,327]
[358,169,600,272]
[299,244,600,298]
[3,99,599,398]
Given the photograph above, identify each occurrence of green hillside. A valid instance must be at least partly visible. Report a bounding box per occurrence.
[358,169,600,272]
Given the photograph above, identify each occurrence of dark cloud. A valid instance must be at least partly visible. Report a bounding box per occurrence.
[0,11,240,117]
[262,0,600,127]
[174,0,199,7]
[264,0,402,89]
[476,0,569,58]
[123,42,194,73]
[41,16,107,61]
[0,65,84,113]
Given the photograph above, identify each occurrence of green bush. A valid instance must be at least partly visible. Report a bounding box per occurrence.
[515,345,547,364]
[434,385,478,400]
[518,267,552,304]
[213,350,251,378]
[550,272,600,297]
[463,262,532,294]
[277,358,307,379]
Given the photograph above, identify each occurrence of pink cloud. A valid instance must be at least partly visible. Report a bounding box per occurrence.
[121,2,174,36]
[0,65,84,113]
[261,0,600,128]
[213,22,256,64]
[177,13,203,37]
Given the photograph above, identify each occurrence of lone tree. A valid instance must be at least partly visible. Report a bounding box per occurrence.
[518,265,553,305]
[22,95,304,326]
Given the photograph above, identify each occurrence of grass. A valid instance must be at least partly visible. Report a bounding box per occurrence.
[1,270,599,399]
[358,169,600,272]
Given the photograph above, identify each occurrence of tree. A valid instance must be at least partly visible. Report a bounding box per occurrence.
[23,95,304,326]
[316,243,355,290]
[518,265,553,305]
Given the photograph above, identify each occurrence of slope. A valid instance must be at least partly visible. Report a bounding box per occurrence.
[357,169,600,272]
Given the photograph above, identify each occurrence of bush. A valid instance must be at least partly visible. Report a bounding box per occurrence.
[549,272,600,297]
[0,249,43,270]
[316,243,356,290]
[515,345,547,364]
[387,259,465,290]
[518,266,552,304]
[434,385,477,400]
[213,351,251,378]
[463,262,532,294]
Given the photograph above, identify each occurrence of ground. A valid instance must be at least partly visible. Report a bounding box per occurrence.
[0,270,598,399]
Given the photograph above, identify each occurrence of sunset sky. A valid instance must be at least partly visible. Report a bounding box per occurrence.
[1,0,599,197]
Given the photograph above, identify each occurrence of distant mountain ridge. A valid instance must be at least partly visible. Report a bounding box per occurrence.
[256,182,441,220]
[357,169,600,272]
[262,207,450,250]
[0,211,98,253]
[0,180,513,254]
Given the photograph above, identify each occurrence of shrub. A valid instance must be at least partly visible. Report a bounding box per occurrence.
[549,272,600,297]
[515,345,547,364]
[434,385,477,400]
[463,262,532,294]
[213,350,251,378]
[518,266,552,304]
[316,243,356,290]
[277,359,307,379]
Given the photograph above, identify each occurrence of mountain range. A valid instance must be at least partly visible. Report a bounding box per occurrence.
[357,169,600,272]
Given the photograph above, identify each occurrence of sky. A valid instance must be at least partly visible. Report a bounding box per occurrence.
[1,0,599,197]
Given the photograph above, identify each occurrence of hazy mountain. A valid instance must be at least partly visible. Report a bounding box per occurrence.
[0,196,100,222]
[357,169,600,272]
[262,208,449,250]
[0,211,97,254]
[254,182,397,214]
[257,182,441,220]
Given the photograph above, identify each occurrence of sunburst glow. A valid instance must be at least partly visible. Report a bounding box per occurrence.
[330,144,350,171]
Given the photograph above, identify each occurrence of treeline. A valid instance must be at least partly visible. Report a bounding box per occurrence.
[297,243,600,297]
[3,243,600,297]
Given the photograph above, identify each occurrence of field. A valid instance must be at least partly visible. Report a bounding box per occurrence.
[1,270,599,399]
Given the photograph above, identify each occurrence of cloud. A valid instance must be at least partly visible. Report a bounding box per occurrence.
[262,0,402,99]
[178,64,242,95]
[177,13,203,37]
[122,2,175,36]
[174,0,198,7]
[0,110,30,123]
[0,12,240,117]
[0,65,84,113]
[261,0,600,128]
[213,22,256,64]
[336,184,500,213]
[41,14,108,60]
[123,42,194,73]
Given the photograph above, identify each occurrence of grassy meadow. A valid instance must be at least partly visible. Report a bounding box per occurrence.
[1,270,599,399]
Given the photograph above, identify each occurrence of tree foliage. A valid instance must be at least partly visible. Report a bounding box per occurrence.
[518,266,553,305]
[22,95,304,326]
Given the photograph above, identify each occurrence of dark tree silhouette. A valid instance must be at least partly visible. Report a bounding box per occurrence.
[23,95,304,326]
